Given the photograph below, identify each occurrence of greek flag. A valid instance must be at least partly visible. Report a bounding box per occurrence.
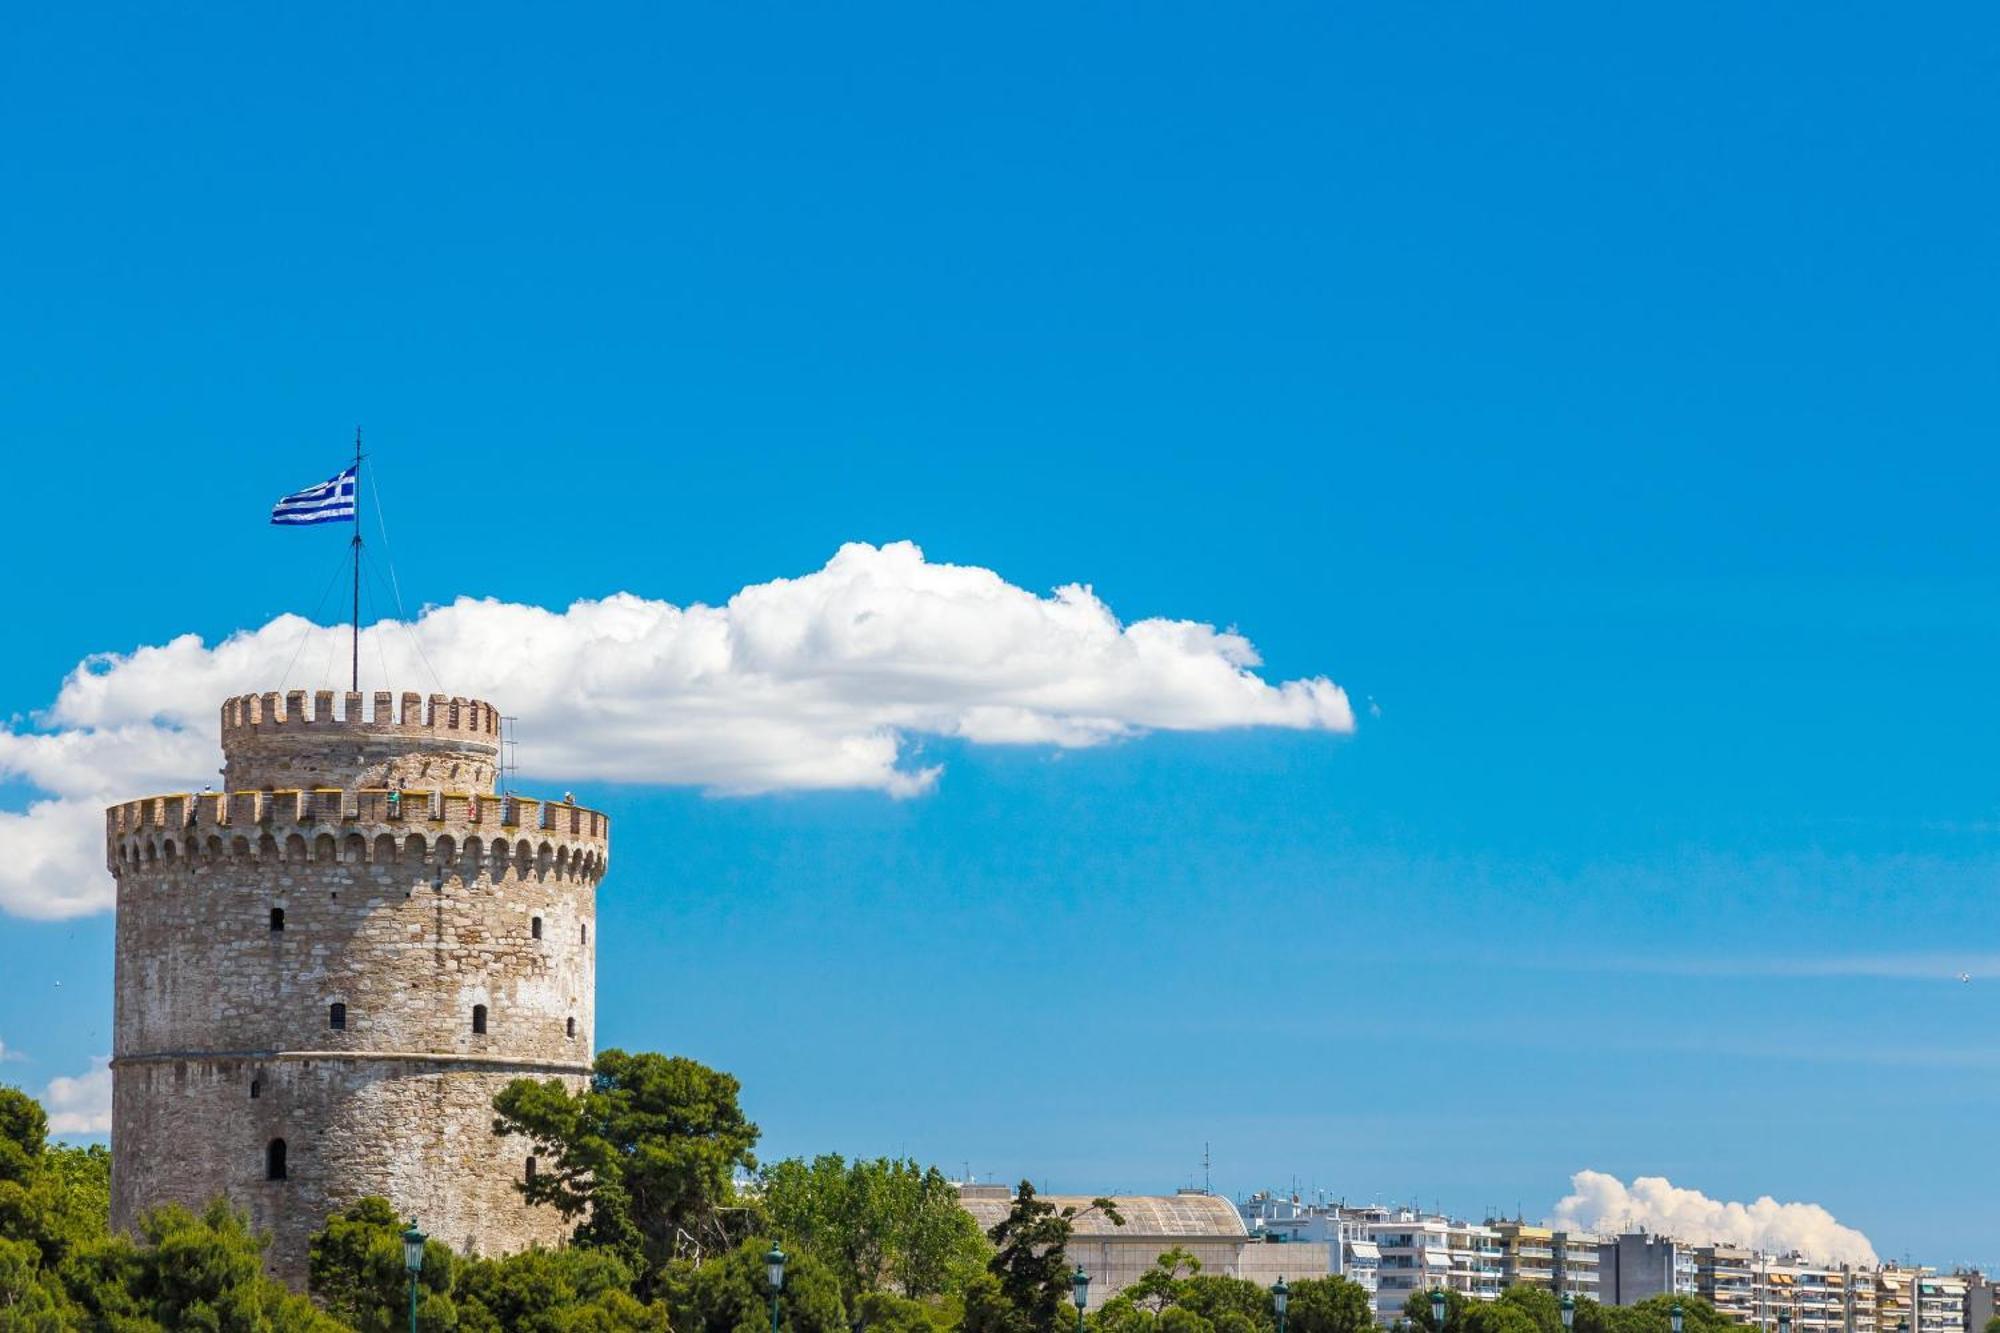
[270,465,358,526]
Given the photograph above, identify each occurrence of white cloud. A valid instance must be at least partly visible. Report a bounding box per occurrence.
[42,1057,111,1136]
[0,541,1353,919]
[1548,1169,1877,1266]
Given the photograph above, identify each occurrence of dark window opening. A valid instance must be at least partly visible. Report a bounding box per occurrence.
[269,907,285,932]
[531,916,542,940]
[580,923,588,945]
[526,1155,538,1184]
[329,1002,346,1031]
[472,1004,488,1035]
[266,1138,287,1181]
[249,1078,261,1100]
[566,1016,576,1039]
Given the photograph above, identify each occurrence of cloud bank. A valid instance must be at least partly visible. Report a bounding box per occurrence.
[1549,1170,1877,1266]
[0,540,1352,919]
[42,1058,112,1136]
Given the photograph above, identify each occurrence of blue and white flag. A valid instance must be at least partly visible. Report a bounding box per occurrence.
[270,465,358,526]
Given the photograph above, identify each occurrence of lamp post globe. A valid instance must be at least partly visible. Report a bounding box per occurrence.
[1274,1277,1290,1333]
[401,1219,426,1333]
[1432,1289,1448,1332]
[1073,1266,1091,1333]
[1670,1303,1684,1333]
[1561,1293,1575,1331]
[766,1244,787,1333]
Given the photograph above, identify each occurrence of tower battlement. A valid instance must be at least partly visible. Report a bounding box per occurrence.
[221,690,501,738]
[219,690,503,792]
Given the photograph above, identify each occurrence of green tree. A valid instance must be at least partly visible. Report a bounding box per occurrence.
[493,1049,760,1281]
[1462,1304,1542,1333]
[981,1183,1124,1333]
[457,1246,669,1333]
[307,1196,459,1332]
[1128,1247,1203,1315]
[1179,1273,1277,1333]
[1284,1276,1372,1333]
[125,1199,342,1331]
[1407,1287,1470,1333]
[665,1237,846,1333]
[760,1155,989,1304]
[1492,1287,1562,1333]
[853,1289,960,1333]
[1981,1318,2000,1333]
[0,1091,45,1188]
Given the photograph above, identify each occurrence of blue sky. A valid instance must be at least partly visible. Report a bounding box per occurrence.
[4,0,1999,1267]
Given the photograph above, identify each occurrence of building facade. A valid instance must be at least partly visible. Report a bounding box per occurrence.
[1598,1233,1701,1306]
[107,689,609,1283]
[960,1188,1329,1311]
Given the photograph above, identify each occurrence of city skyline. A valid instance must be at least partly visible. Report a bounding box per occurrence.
[4,0,1999,1274]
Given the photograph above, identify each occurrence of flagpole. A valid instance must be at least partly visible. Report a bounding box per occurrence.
[351,427,363,693]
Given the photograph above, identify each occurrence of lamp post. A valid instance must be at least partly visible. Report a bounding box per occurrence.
[1561,1293,1575,1332]
[400,1219,426,1333]
[1432,1289,1449,1333]
[1274,1277,1290,1333]
[1671,1304,1684,1333]
[765,1244,787,1333]
[1073,1266,1091,1333]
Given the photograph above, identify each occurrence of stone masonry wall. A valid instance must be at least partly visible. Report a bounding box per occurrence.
[108,691,607,1286]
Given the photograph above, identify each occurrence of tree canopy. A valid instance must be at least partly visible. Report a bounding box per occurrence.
[492,1049,761,1282]
[979,1184,1125,1333]
[759,1154,989,1306]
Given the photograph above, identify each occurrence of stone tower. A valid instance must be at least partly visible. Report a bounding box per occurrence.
[105,689,609,1283]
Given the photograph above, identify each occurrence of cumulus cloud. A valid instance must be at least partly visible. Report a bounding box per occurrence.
[42,1057,112,1136]
[0,541,1353,919]
[1548,1170,1877,1266]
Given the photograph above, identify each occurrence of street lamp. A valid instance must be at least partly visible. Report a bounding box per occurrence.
[400,1219,426,1333]
[1670,1304,1683,1333]
[1432,1289,1449,1333]
[1073,1266,1091,1333]
[765,1244,787,1333]
[1561,1293,1575,1331]
[1274,1277,1290,1333]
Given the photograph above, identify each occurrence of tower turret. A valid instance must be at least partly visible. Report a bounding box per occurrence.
[107,689,607,1283]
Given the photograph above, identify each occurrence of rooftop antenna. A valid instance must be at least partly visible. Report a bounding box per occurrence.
[1204,1143,1211,1195]
[499,716,520,794]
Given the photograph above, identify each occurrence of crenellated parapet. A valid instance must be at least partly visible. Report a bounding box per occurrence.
[219,690,503,791]
[221,690,501,737]
[106,789,609,881]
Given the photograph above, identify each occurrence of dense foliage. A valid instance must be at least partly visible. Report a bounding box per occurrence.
[1,1070,1789,1333]
[492,1050,761,1285]
[758,1154,989,1305]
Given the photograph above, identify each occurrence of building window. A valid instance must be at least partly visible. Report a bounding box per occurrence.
[525,1155,538,1184]
[566,1016,576,1039]
[249,1078,261,1099]
[266,1138,287,1181]
[329,1002,346,1031]
[472,1004,488,1035]
[531,916,542,940]
[269,907,285,932]
[580,923,588,945]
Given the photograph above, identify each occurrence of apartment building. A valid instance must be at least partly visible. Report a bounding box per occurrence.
[1697,1245,1760,1323]
[1598,1233,1701,1306]
[1554,1231,1604,1303]
[1492,1223,1557,1291]
[1362,1211,1502,1319]
[1237,1194,1384,1320]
